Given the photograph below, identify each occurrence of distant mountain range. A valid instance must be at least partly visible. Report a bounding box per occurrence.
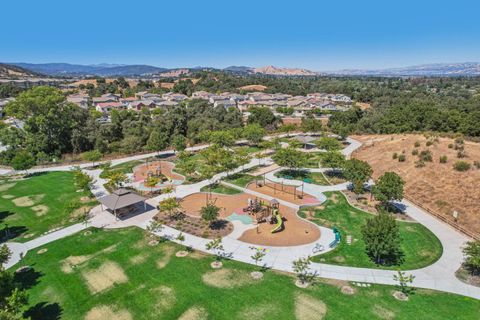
[0,63,43,78]
[328,62,480,76]
[2,62,480,78]
[11,63,168,77]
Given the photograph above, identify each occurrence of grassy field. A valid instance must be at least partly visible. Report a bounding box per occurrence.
[274,169,329,185]
[200,183,242,195]
[99,160,144,178]
[16,227,479,319]
[224,173,256,188]
[0,172,96,242]
[302,192,443,270]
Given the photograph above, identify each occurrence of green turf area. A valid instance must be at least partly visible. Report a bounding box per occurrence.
[99,160,144,178]
[200,183,242,195]
[224,173,256,188]
[274,169,329,185]
[302,192,443,270]
[304,152,326,168]
[0,172,96,242]
[16,227,479,319]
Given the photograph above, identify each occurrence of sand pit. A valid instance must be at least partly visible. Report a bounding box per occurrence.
[85,305,132,320]
[353,134,480,236]
[179,192,320,246]
[202,269,253,288]
[178,306,208,320]
[32,205,49,216]
[12,194,44,207]
[295,293,327,320]
[82,261,128,294]
[0,183,16,192]
[133,161,184,183]
[2,194,14,199]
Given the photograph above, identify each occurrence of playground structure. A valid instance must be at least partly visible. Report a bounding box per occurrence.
[255,174,305,199]
[178,192,320,246]
[242,198,284,233]
[132,161,185,191]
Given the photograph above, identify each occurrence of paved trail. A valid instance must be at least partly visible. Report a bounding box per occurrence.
[3,136,480,299]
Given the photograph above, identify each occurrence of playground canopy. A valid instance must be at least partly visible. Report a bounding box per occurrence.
[99,189,146,217]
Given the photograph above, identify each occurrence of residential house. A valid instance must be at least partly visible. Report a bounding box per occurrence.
[191,91,213,100]
[95,102,126,114]
[67,94,90,109]
[162,92,188,101]
[127,100,157,111]
[213,99,236,108]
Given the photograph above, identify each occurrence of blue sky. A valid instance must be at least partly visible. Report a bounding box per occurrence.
[1,0,479,70]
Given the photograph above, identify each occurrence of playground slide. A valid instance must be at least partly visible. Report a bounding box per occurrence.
[271,209,283,233]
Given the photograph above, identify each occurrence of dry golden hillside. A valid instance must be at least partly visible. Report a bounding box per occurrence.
[352,134,480,237]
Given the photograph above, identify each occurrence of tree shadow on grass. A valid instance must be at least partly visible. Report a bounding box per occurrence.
[0,211,28,243]
[368,250,405,267]
[24,302,63,320]
[14,267,43,290]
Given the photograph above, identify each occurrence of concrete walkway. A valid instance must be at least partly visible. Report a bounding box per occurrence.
[3,136,480,299]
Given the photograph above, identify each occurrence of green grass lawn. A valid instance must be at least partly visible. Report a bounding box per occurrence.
[304,152,326,168]
[302,192,443,270]
[16,227,479,319]
[224,173,256,188]
[99,160,144,178]
[274,169,329,185]
[0,172,97,242]
[200,183,242,195]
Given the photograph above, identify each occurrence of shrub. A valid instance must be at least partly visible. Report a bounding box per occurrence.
[412,149,419,156]
[426,140,433,147]
[457,150,467,158]
[419,150,432,162]
[455,138,464,145]
[415,160,425,168]
[474,161,480,169]
[414,141,421,148]
[439,155,447,164]
[392,153,398,160]
[454,144,464,151]
[448,143,454,149]
[398,154,406,162]
[453,161,471,172]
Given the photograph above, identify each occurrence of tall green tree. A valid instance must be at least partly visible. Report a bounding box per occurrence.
[243,124,266,145]
[362,213,402,265]
[272,148,307,172]
[372,172,405,208]
[11,151,35,172]
[342,159,372,194]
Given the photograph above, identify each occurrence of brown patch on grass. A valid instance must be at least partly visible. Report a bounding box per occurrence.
[82,261,128,294]
[317,278,350,288]
[156,245,175,269]
[32,205,49,216]
[129,253,149,265]
[332,256,346,263]
[151,286,176,312]
[328,193,339,204]
[2,194,15,199]
[84,305,132,320]
[239,303,277,318]
[294,293,327,320]
[12,194,44,207]
[0,183,16,192]
[80,196,91,203]
[178,306,208,320]
[202,269,253,288]
[71,206,92,219]
[372,305,395,320]
[61,255,91,273]
[187,250,207,260]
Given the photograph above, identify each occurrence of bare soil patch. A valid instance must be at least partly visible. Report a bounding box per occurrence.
[238,84,267,91]
[352,134,480,235]
[294,293,327,320]
[129,253,149,265]
[202,268,253,288]
[372,305,395,320]
[178,306,208,320]
[2,194,15,199]
[85,305,132,320]
[82,261,128,294]
[12,194,44,207]
[156,245,175,269]
[152,285,176,310]
[341,285,356,295]
[239,303,276,318]
[61,255,91,273]
[32,205,49,216]
[0,183,16,192]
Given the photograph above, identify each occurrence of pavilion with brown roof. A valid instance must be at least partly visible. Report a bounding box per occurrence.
[98,188,147,219]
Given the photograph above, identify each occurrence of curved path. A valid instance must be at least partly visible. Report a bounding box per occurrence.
[2,136,480,299]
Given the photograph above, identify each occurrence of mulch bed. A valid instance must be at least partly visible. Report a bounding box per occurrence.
[154,212,234,239]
